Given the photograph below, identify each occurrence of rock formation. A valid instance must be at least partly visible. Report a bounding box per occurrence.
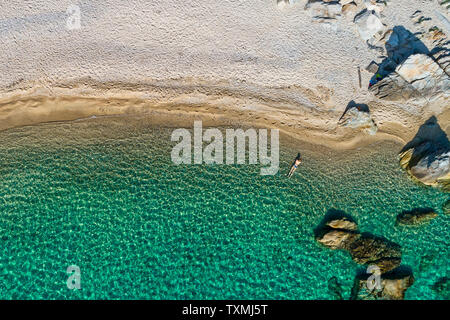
[315,213,402,274]
[396,208,438,225]
[432,277,450,299]
[399,116,450,188]
[370,53,450,101]
[338,102,378,135]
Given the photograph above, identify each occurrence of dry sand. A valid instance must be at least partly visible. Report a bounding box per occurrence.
[0,0,448,149]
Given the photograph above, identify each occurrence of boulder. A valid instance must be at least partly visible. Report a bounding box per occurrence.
[370,54,450,101]
[338,104,378,135]
[326,217,358,231]
[363,0,386,14]
[346,235,402,273]
[354,9,385,41]
[341,2,358,20]
[316,229,360,250]
[396,54,449,93]
[396,208,438,225]
[399,142,450,187]
[352,270,415,300]
[315,214,402,274]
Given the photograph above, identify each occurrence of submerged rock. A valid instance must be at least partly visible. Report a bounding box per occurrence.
[351,269,415,300]
[347,235,402,273]
[328,276,344,300]
[316,229,360,250]
[432,277,450,299]
[443,199,450,215]
[315,213,402,273]
[396,208,438,225]
[326,217,358,231]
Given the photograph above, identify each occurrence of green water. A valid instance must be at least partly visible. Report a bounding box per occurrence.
[0,115,448,299]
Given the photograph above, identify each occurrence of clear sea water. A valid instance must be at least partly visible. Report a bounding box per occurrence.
[0,115,448,299]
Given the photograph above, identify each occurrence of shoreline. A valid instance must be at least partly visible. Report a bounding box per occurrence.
[1,81,448,152]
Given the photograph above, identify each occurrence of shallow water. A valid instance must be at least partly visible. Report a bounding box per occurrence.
[0,115,448,299]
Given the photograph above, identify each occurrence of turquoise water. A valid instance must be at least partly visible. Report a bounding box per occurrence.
[0,115,448,299]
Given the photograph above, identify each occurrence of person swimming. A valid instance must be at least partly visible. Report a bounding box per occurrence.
[287,153,302,178]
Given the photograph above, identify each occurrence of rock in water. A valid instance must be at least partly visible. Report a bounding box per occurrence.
[347,235,402,273]
[396,208,438,225]
[326,217,358,231]
[315,213,402,273]
[432,277,450,299]
[399,141,450,187]
[316,229,360,250]
[328,276,344,300]
[316,215,360,249]
[398,117,450,188]
[351,269,415,300]
[443,199,450,215]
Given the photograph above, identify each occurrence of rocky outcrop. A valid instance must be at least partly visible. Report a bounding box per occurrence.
[351,269,415,300]
[370,53,450,101]
[346,236,402,273]
[346,237,401,269]
[326,216,358,230]
[399,117,450,188]
[316,216,360,249]
[396,208,438,225]
[315,214,402,273]
[338,103,378,135]
[316,229,361,249]
[400,142,450,186]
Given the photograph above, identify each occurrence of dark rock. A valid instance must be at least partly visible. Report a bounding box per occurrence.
[328,276,344,300]
[443,199,450,215]
[315,212,402,274]
[432,277,450,299]
[347,234,402,273]
[396,208,438,225]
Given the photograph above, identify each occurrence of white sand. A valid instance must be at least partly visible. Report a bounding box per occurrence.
[0,0,448,148]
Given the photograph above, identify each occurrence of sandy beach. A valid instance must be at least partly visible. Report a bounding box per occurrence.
[0,0,449,151]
